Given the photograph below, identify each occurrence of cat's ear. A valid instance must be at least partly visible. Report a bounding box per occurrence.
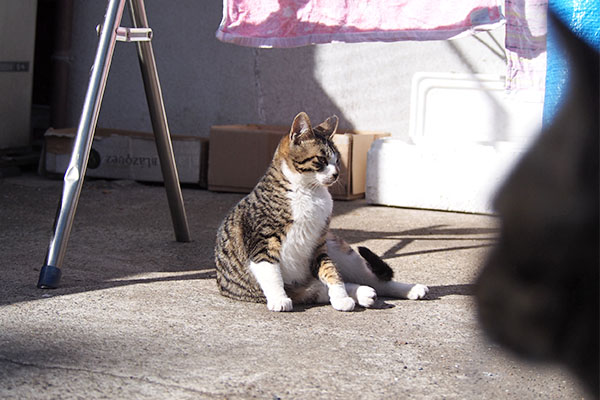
[290,112,313,145]
[315,115,339,139]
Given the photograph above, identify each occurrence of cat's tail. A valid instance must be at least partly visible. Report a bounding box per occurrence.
[357,246,394,281]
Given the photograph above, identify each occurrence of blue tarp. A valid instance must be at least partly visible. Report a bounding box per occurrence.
[543,0,600,126]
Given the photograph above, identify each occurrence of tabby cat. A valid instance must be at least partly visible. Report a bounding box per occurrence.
[214,112,428,312]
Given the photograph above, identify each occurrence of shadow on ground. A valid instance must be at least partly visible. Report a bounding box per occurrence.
[1,174,496,307]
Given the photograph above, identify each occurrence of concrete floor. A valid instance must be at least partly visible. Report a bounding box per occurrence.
[0,173,587,399]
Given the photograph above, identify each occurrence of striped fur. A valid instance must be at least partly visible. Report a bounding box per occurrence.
[214,112,429,311]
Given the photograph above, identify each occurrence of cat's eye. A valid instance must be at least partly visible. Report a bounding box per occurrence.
[315,156,328,171]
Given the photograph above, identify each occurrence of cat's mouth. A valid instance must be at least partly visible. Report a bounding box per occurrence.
[320,174,339,186]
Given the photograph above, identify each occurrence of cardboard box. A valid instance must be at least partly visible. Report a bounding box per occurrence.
[44,128,208,187]
[208,124,389,200]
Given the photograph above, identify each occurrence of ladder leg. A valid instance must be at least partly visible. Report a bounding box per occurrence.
[128,0,191,242]
[38,0,127,288]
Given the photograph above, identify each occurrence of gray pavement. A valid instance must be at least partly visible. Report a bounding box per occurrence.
[0,174,587,399]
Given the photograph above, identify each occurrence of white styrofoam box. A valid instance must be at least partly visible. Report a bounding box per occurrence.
[44,128,208,187]
[365,72,544,214]
[366,139,524,214]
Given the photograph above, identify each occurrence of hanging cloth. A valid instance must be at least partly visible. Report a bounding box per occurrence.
[216,0,504,48]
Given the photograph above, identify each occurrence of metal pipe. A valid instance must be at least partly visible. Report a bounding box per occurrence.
[38,0,126,288]
[128,0,191,243]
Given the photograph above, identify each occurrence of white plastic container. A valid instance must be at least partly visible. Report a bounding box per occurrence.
[366,72,543,214]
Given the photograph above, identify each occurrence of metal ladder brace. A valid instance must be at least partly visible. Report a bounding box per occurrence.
[37,0,191,288]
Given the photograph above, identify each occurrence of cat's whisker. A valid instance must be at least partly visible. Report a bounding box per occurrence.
[331,178,344,192]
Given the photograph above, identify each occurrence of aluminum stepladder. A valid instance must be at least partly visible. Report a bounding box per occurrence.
[37,0,191,288]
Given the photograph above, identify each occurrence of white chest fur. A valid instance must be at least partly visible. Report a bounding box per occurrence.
[279,162,333,284]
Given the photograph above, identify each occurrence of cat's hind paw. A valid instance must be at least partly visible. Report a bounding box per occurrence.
[356,285,377,308]
[267,297,293,312]
[331,296,356,312]
[406,284,429,300]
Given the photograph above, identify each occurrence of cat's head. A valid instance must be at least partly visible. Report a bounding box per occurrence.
[279,112,341,187]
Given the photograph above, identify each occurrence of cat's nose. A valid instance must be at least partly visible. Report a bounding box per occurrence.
[332,171,339,180]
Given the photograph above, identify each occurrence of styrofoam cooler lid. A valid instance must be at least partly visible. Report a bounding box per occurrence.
[408,72,543,150]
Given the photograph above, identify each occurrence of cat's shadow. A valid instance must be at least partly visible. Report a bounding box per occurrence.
[292,299,384,312]
[425,284,474,300]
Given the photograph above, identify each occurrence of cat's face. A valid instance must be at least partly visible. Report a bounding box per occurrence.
[284,112,341,187]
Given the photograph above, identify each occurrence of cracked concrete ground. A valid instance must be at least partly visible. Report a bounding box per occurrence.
[0,173,588,399]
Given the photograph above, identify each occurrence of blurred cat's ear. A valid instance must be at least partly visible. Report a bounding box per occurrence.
[315,115,338,139]
[290,112,313,144]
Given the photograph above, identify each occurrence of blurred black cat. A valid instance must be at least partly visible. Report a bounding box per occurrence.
[476,15,599,397]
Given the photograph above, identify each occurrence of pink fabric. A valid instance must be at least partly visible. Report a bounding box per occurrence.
[505,0,548,101]
[216,0,504,48]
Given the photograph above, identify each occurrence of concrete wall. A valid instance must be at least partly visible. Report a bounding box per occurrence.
[67,1,506,140]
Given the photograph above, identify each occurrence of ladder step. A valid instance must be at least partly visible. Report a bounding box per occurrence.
[116,26,153,42]
[96,24,152,42]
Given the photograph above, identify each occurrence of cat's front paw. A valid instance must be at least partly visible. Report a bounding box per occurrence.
[406,284,429,300]
[356,285,377,308]
[330,296,355,312]
[267,297,293,312]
